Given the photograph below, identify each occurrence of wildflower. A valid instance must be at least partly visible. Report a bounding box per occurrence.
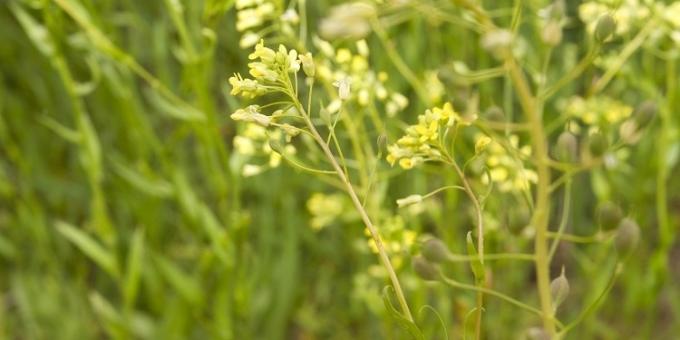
[230,105,271,127]
[228,73,266,98]
[239,31,261,49]
[478,135,538,192]
[475,135,492,154]
[562,95,633,126]
[386,103,458,169]
[306,193,346,230]
[333,77,352,100]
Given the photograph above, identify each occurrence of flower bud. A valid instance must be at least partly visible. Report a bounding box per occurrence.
[588,132,608,157]
[475,136,492,154]
[412,255,439,281]
[481,29,513,60]
[634,100,657,128]
[555,132,578,163]
[422,238,452,263]
[615,218,640,256]
[319,3,375,40]
[598,201,623,231]
[550,267,570,310]
[594,14,616,43]
[542,20,563,46]
[298,52,315,77]
[396,194,423,208]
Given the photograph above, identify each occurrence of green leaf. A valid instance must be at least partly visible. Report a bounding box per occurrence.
[111,159,174,198]
[124,228,145,308]
[382,286,424,340]
[38,115,80,143]
[56,221,119,278]
[154,256,202,306]
[466,232,485,283]
[145,88,205,122]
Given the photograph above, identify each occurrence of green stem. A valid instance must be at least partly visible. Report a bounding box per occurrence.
[295,100,414,322]
[505,56,556,335]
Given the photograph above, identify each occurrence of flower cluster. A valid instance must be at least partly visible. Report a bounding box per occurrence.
[235,1,301,48]
[475,134,538,193]
[386,103,456,169]
[232,124,296,177]
[561,95,633,126]
[306,193,353,231]
[313,38,409,117]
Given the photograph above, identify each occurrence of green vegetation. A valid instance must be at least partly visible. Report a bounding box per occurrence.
[1,0,679,339]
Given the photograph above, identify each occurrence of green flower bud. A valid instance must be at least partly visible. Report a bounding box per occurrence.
[484,106,505,122]
[555,131,578,162]
[412,255,439,281]
[422,238,452,263]
[588,132,608,157]
[598,201,623,231]
[615,218,640,256]
[298,52,315,78]
[594,14,616,43]
[634,100,657,128]
[550,267,570,310]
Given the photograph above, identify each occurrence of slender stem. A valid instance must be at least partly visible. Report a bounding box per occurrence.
[505,56,556,335]
[548,180,572,261]
[540,46,599,100]
[447,159,484,340]
[296,101,414,322]
[445,253,535,262]
[441,274,564,329]
[588,21,655,95]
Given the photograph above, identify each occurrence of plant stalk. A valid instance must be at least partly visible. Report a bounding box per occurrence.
[505,57,556,335]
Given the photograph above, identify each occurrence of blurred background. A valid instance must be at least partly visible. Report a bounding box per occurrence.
[0,0,679,339]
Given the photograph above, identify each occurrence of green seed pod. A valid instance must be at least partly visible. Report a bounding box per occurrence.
[422,238,452,263]
[412,255,439,281]
[634,100,657,128]
[598,201,623,231]
[268,139,285,155]
[484,106,505,122]
[550,267,570,310]
[594,14,616,43]
[615,218,640,256]
[555,132,578,162]
[588,132,608,157]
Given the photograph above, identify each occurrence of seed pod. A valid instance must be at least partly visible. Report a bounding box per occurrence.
[484,106,505,122]
[526,327,551,340]
[542,20,563,46]
[615,218,640,256]
[598,201,623,231]
[555,131,578,162]
[550,267,570,310]
[594,14,616,43]
[412,255,439,281]
[634,100,657,128]
[588,132,608,157]
[422,238,452,263]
